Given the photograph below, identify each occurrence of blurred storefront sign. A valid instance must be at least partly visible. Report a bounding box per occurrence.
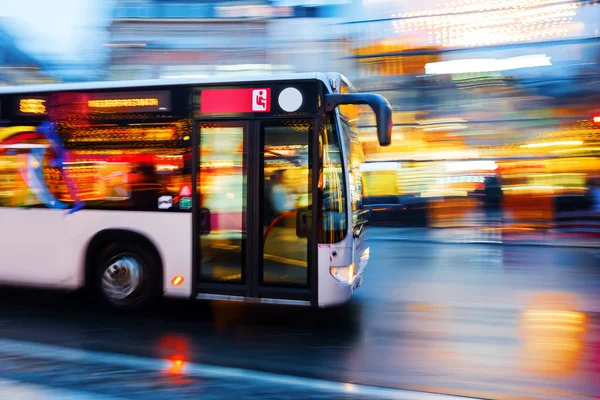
[353,42,442,76]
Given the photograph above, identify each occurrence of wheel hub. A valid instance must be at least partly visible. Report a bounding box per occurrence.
[101,256,143,301]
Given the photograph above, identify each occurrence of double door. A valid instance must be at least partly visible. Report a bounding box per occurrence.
[193,118,317,303]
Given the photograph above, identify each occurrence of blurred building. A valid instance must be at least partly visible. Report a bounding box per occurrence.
[0,22,53,86]
[347,0,600,156]
[101,0,600,236]
[346,0,600,235]
[105,0,352,80]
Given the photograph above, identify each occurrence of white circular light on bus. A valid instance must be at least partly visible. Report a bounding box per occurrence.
[278,87,303,112]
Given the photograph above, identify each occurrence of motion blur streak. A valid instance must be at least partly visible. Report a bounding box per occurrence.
[0,378,124,400]
[0,0,599,398]
[0,338,476,400]
[425,55,552,75]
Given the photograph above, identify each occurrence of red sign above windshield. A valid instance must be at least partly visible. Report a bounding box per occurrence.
[200,88,271,114]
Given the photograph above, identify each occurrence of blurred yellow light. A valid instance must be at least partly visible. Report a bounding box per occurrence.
[156,164,178,172]
[0,126,37,142]
[552,147,600,153]
[520,306,587,376]
[19,99,46,114]
[445,160,498,172]
[520,141,583,148]
[523,310,586,324]
[502,185,562,191]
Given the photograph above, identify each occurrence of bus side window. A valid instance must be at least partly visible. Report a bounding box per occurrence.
[0,131,46,208]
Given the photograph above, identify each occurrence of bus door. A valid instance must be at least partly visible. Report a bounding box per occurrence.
[193,119,316,305]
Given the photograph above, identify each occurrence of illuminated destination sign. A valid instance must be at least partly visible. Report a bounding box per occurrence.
[17,97,48,115]
[88,98,159,108]
[87,91,171,113]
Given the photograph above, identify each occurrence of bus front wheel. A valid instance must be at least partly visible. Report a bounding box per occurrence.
[94,242,160,310]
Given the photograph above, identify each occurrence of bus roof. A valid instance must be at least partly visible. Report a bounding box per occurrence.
[0,72,339,95]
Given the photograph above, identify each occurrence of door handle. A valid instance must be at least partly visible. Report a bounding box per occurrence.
[198,208,211,235]
[295,208,310,238]
[300,213,308,233]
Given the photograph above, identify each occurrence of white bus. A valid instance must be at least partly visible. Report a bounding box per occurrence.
[0,72,392,309]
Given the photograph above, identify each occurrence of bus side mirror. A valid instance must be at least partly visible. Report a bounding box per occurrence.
[324,93,393,146]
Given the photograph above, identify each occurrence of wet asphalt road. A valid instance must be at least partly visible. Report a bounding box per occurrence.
[0,236,599,399]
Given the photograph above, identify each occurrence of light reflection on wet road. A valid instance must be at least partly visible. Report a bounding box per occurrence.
[0,238,599,399]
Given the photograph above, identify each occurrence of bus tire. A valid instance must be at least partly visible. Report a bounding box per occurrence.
[94,242,160,310]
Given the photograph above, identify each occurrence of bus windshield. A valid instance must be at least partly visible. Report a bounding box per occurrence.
[340,114,366,224]
[321,114,347,244]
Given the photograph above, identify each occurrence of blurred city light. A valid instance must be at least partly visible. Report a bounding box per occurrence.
[359,162,399,172]
[425,55,552,75]
[390,0,580,47]
[444,160,498,172]
[167,358,186,375]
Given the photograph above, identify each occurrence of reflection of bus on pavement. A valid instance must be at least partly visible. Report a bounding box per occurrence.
[0,73,392,309]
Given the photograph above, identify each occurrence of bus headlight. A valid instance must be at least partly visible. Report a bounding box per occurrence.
[330,263,355,284]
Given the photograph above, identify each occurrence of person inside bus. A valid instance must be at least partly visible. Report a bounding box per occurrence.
[129,163,168,210]
[264,170,295,225]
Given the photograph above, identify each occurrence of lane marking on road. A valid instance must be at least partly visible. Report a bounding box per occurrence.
[0,338,482,400]
[0,378,126,400]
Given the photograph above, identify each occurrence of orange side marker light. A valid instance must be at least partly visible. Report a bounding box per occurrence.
[172,276,184,286]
